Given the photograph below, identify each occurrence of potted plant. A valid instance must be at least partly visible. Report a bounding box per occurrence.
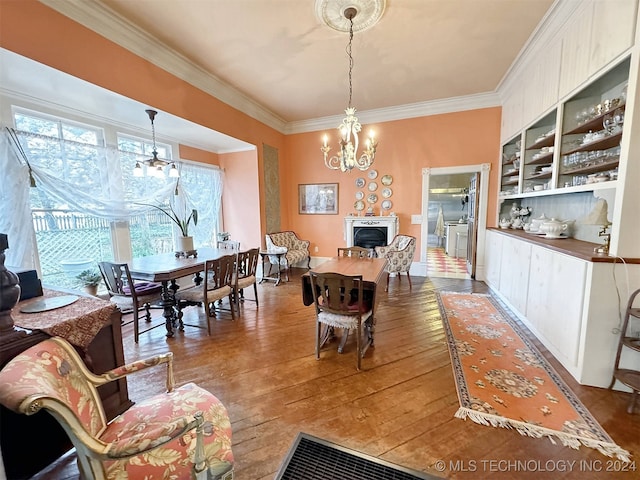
[76,269,103,296]
[146,203,198,253]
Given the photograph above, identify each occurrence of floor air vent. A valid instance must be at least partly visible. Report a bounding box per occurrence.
[274,433,438,480]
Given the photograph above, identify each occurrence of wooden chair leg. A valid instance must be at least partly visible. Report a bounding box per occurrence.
[385,273,390,292]
[316,321,321,360]
[133,309,140,343]
[253,283,259,307]
[406,271,412,289]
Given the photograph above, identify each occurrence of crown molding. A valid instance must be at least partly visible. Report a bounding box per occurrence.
[285,92,501,134]
[39,0,288,133]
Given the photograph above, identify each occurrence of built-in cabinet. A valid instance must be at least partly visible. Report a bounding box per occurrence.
[485,229,640,388]
[499,57,629,200]
[496,0,640,260]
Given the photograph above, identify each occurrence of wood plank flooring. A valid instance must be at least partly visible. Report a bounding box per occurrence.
[31,271,639,479]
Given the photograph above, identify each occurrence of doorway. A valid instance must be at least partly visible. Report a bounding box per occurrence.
[420,164,490,280]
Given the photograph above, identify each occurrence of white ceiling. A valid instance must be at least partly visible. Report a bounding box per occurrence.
[2,0,557,152]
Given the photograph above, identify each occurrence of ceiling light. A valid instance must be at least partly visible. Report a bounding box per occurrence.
[321,6,378,172]
[133,109,179,178]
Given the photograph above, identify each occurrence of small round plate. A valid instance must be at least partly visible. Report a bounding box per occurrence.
[382,187,392,198]
[355,191,364,200]
[381,174,393,186]
[367,193,378,204]
[381,199,393,210]
[354,200,365,211]
[355,177,365,188]
[368,169,378,179]
[368,182,378,192]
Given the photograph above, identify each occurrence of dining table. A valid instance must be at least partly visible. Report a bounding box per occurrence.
[301,255,387,354]
[128,247,229,337]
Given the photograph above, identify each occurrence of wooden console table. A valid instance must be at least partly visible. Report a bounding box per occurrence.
[0,289,132,479]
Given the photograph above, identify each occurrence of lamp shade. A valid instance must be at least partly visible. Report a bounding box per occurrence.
[582,199,611,226]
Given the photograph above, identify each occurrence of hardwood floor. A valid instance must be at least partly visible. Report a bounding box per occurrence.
[31,271,638,479]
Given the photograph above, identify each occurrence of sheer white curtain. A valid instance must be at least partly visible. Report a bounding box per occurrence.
[1,127,224,269]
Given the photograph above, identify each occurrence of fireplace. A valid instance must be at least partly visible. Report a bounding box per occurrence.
[344,216,399,248]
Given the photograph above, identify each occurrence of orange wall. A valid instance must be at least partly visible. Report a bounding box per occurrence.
[284,108,502,257]
[1,1,502,258]
[219,150,262,250]
[178,145,220,167]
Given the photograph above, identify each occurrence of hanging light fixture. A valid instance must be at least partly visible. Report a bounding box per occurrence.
[321,6,378,172]
[133,109,179,178]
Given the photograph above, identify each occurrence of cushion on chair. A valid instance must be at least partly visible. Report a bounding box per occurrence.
[318,310,372,329]
[123,282,163,295]
[101,382,234,480]
[265,231,310,267]
[237,275,257,290]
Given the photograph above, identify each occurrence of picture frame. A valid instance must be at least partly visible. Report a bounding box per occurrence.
[298,183,339,215]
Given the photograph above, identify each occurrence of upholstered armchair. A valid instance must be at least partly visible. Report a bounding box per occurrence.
[375,234,417,291]
[0,337,234,480]
[265,231,311,277]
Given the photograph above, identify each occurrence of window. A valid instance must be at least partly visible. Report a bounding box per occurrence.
[10,108,223,289]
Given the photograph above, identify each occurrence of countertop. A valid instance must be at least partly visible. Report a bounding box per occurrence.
[488,227,640,264]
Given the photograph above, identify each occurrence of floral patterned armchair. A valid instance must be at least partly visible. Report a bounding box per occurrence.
[0,337,234,480]
[265,231,311,273]
[375,234,417,291]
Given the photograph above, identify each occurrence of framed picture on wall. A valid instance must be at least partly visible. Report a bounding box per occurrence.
[298,183,339,214]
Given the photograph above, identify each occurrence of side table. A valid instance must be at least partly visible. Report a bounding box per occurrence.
[259,250,288,286]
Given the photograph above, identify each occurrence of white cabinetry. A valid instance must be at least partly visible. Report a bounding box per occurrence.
[526,245,586,368]
[484,229,640,388]
[484,230,502,288]
[499,235,531,313]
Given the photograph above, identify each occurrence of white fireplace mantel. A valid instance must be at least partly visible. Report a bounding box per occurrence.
[344,216,399,247]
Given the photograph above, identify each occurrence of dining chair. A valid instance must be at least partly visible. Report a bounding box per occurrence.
[217,240,240,251]
[0,336,234,480]
[175,253,236,334]
[98,262,163,343]
[308,271,373,370]
[337,246,374,258]
[234,248,259,313]
[374,234,417,291]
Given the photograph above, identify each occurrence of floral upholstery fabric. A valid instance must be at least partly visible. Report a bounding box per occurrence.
[375,235,416,274]
[0,338,234,480]
[265,231,310,268]
[102,382,234,479]
[0,336,106,436]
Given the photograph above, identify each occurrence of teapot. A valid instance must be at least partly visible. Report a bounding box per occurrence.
[539,218,568,238]
[511,217,523,229]
[529,214,548,233]
[499,218,511,229]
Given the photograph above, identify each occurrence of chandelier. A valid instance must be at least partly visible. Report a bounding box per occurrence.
[133,109,179,178]
[321,7,377,172]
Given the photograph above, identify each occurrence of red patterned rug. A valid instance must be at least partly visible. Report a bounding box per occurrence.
[436,291,630,461]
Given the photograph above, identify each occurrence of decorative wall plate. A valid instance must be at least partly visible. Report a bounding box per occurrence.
[368,182,378,192]
[381,199,393,210]
[355,191,364,200]
[355,177,365,188]
[382,187,392,198]
[354,200,365,211]
[367,193,378,204]
[367,169,378,179]
[381,174,393,186]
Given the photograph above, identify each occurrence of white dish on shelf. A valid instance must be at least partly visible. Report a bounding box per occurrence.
[355,191,364,200]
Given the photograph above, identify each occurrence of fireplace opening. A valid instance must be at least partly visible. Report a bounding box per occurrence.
[353,226,388,249]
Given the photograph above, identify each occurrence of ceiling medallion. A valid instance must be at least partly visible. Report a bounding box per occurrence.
[315,0,386,33]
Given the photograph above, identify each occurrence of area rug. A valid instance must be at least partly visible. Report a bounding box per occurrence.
[436,291,631,461]
[274,433,439,480]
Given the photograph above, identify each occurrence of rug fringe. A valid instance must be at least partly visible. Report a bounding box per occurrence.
[455,407,631,462]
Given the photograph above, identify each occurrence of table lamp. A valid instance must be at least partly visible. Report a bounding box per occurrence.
[583,199,611,255]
